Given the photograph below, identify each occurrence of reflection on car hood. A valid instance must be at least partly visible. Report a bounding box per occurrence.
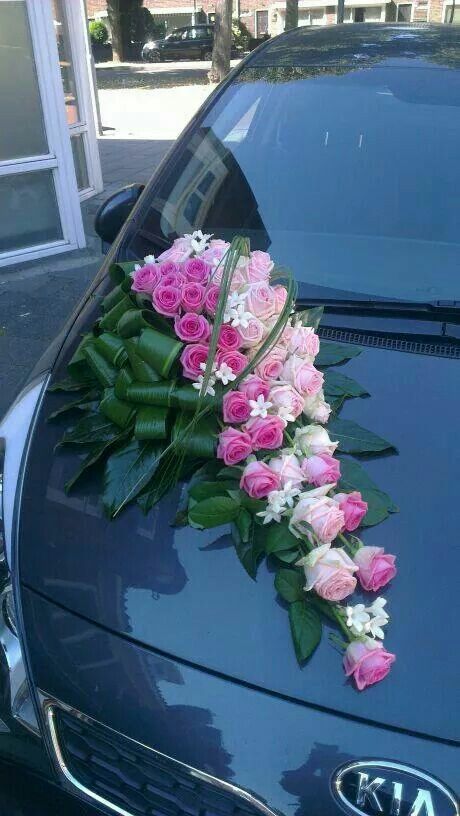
[18,293,459,744]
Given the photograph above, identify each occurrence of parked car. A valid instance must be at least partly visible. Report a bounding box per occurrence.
[142,25,214,62]
[1,23,459,816]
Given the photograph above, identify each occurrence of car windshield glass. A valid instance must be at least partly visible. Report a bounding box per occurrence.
[127,63,460,301]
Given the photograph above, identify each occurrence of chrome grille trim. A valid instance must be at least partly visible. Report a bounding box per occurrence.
[39,692,278,816]
[318,326,460,358]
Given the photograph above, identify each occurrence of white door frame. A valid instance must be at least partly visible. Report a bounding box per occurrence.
[0,0,85,268]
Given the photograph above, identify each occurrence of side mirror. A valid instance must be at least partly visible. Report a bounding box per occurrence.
[94,183,145,252]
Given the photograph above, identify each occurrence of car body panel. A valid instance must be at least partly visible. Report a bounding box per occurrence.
[143,26,214,61]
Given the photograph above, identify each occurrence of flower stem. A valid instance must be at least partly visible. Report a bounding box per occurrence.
[332,605,353,642]
[339,532,359,557]
[284,430,295,447]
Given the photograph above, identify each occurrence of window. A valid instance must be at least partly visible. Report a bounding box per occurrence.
[256,10,269,36]
[397,3,412,21]
[444,4,460,21]
[188,27,210,39]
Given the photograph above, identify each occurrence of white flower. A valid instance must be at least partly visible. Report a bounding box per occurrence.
[215,362,236,386]
[184,230,212,254]
[193,365,217,396]
[256,482,300,524]
[346,603,371,635]
[131,263,142,277]
[223,298,253,329]
[200,361,217,374]
[277,405,295,424]
[366,597,389,620]
[367,615,388,640]
[144,254,156,264]
[257,506,283,524]
[280,480,301,508]
[228,290,248,309]
[249,394,273,419]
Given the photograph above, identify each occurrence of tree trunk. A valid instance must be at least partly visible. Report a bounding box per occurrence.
[208,0,232,83]
[284,0,299,30]
[107,0,136,62]
[449,0,456,21]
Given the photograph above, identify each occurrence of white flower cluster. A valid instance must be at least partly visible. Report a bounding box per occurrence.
[258,481,301,524]
[346,597,389,640]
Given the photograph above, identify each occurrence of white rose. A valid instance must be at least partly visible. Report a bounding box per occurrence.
[294,424,337,456]
[302,389,331,424]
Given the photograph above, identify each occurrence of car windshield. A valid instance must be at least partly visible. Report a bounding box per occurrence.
[127,62,460,302]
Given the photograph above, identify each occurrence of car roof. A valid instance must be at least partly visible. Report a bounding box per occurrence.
[249,23,460,70]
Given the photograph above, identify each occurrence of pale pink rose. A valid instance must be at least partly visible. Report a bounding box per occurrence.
[174,313,211,343]
[282,355,324,397]
[303,390,331,424]
[273,285,288,313]
[255,345,287,381]
[294,425,338,456]
[181,282,205,313]
[284,325,320,358]
[238,375,270,402]
[157,237,193,263]
[247,250,273,282]
[152,284,182,316]
[237,317,265,349]
[240,460,280,498]
[343,640,396,691]
[180,343,209,379]
[217,325,241,352]
[162,271,186,288]
[268,453,304,487]
[204,284,220,316]
[131,264,162,294]
[184,257,211,284]
[354,546,397,591]
[217,427,252,466]
[157,261,182,277]
[302,453,341,487]
[301,545,357,601]
[223,391,251,424]
[229,268,247,292]
[290,490,345,544]
[333,491,368,532]
[217,350,248,376]
[269,383,304,421]
[245,282,276,320]
[245,415,285,451]
[201,239,229,267]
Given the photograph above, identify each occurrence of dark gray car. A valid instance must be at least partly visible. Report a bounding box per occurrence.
[142,25,214,62]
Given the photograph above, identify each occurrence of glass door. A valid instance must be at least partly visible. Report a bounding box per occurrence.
[0,0,84,267]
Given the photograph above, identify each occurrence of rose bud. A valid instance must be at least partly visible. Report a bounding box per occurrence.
[343,639,395,691]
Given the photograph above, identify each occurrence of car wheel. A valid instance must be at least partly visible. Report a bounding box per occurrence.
[147,49,162,62]
[201,49,213,61]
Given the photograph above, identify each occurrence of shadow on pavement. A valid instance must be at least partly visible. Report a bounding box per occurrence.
[96,64,211,89]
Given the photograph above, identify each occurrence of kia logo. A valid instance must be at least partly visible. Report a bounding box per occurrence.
[331,760,458,816]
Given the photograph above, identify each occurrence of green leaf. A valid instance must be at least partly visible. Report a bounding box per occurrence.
[324,370,369,400]
[231,519,265,579]
[289,601,322,662]
[316,341,362,366]
[189,480,238,501]
[59,413,119,447]
[274,549,299,565]
[217,466,243,480]
[48,390,100,420]
[338,457,398,528]
[235,508,252,543]
[275,569,304,603]
[65,429,131,492]
[296,306,324,331]
[48,376,97,393]
[328,417,396,454]
[103,439,163,517]
[189,496,240,529]
[265,521,299,554]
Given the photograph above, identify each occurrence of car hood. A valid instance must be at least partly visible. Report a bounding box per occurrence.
[18,293,459,744]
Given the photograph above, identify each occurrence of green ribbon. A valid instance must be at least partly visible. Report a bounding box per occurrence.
[95,332,128,369]
[100,389,136,428]
[137,328,183,378]
[83,345,118,387]
[125,381,176,407]
[134,406,169,440]
[124,339,162,383]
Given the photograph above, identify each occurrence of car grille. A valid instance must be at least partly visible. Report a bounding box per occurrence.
[50,705,275,816]
[318,326,460,358]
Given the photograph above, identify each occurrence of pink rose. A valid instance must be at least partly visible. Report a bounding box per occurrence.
[245,282,276,320]
[131,264,161,294]
[157,237,193,263]
[217,350,248,376]
[303,390,331,424]
[229,268,247,292]
[273,285,288,313]
[302,453,341,487]
[201,239,230,267]
[162,271,186,288]
[284,325,320,359]
[268,453,304,487]
[333,491,368,532]
[343,640,395,691]
[290,488,345,544]
[152,284,182,316]
[354,546,397,591]
[238,375,270,402]
[157,261,182,277]
[217,427,252,466]
[282,355,324,397]
[184,257,211,284]
[174,313,211,343]
[269,384,304,422]
[223,391,251,424]
[240,460,280,499]
[299,544,357,601]
[247,250,273,282]
[255,345,287,381]
[245,415,285,451]
[181,282,205,313]
[204,284,220,316]
[237,317,265,349]
[217,325,241,352]
[180,343,209,379]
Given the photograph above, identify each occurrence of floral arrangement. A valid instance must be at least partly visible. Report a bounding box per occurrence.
[50,233,399,691]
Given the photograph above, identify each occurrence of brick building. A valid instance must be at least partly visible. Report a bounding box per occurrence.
[88,0,459,38]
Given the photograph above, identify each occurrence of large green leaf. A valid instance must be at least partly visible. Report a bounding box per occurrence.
[59,413,120,447]
[48,376,97,393]
[289,601,322,662]
[65,429,130,493]
[316,342,362,366]
[231,517,265,580]
[189,480,238,502]
[324,370,369,400]
[338,457,398,527]
[296,306,324,331]
[275,569,304,603]
[328,417,396,454]
[188,495,240,529]
[103,439,163,517]
[48,390,100,420]
[265,521,299,554]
